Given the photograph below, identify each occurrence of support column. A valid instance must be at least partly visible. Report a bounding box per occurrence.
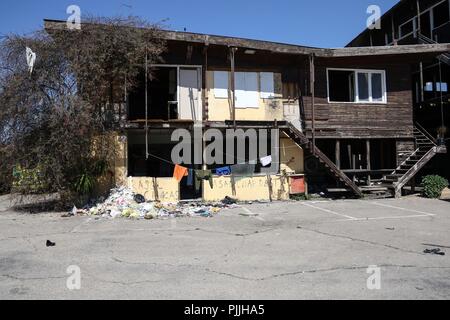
[309,54,315,153]
[366,139,371,186]
[229,47,237,129]
[335,140,341,169]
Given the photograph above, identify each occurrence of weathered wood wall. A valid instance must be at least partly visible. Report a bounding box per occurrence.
[303,57,415,139]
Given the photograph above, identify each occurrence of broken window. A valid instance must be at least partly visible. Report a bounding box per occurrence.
[328,69,386,103]
[328,70,355,102]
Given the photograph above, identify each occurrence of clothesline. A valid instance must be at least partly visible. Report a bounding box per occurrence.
[146,151,280,169]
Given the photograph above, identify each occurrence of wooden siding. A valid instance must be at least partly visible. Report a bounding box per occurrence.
[304,59,414,139]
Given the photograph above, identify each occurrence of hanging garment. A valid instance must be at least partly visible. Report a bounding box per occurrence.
[215,166,231,176]
[230,163,256,176]
[26,47,36,75]
[187,169,194,186]
[195,170,213,191]
[173,164,188,182]
[260,155,272,167]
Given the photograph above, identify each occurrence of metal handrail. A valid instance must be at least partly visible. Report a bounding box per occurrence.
[415,122,438,145]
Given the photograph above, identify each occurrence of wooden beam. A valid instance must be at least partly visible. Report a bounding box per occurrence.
[229,47,237,129]
[366,139,371,186]
[43,19,450,58]
[202,45,209,122]
[309,54,315,153]
[416,0,421,37]
[335,140,341,169]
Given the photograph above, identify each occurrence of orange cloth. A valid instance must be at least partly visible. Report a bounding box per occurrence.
[173,164,188,182]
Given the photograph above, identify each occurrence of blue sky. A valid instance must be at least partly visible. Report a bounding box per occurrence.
[0,0,399,47]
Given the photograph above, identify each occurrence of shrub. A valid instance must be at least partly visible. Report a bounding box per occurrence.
[421,175,449,199]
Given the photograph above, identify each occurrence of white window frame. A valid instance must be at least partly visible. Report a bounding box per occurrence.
[327,68,387,104]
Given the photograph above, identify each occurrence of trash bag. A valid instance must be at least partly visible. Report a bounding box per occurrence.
[134,194,146,204]
[222,196,237,205]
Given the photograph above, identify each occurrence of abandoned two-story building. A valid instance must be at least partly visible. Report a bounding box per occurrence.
[348,0,450,182]
[44,17,450,202]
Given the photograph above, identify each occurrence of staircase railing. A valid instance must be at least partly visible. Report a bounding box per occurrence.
[394,146,438,197]
[391,147,420,175]
[415,122,438,145]
[417,34,450,65]
[285,122,363,197]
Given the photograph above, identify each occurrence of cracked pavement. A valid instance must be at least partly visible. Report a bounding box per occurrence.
[1,194,450,299]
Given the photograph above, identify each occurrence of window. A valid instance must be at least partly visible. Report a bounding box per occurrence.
[214,71,228,98]
[235,72,259,108]
[328,70,355,102]
[260,72,275,99]
[328,69,386,103]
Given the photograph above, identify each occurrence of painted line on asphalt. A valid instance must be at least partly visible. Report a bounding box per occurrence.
[300,202,357,220]
[369,201,436,216]
[351,214,432,221]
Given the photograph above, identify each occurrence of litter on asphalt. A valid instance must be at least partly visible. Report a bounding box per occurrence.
[65,186,239,220]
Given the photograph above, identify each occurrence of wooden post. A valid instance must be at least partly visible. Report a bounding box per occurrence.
[230,47,237,129]
[335,140,341,169]
[202,45,209,122]
[420,61,424,103]
[416,0,421,37]
[145,51,149,160]
[391,14,396,43]
[366,140,371,186]
[309,54,315,153]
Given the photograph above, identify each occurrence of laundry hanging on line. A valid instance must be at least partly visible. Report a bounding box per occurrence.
[195,170,213,191]
[187,169,195,186]
[173,164,188,182]
[260,155,272,167]
[230,163,256,176]
[215,166,231,176]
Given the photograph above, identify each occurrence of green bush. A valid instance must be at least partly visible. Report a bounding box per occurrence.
[421,175,449,199]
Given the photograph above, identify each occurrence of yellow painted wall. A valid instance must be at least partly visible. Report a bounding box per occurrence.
[206,71,285,121]
[280,137,304,174]
[203,175,289,201]
[114,133,128,187]
[127,177,179,202]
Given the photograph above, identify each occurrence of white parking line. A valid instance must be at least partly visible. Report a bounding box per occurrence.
[300,202,357,220]
[352,214,433,221]
[369,202,436,216]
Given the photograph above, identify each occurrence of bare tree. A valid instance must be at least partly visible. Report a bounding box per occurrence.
[0,16,166,202]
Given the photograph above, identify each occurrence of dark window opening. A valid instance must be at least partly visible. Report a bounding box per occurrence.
[328,70,355,102]
[128,67,178,121]
[433,1,450,30]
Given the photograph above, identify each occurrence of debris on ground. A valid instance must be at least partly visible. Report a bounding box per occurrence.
[64,187,238,220]
[46,240,55,247]
[424,248,445,256]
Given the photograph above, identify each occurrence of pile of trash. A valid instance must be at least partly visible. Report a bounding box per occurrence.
[64,187,238,220]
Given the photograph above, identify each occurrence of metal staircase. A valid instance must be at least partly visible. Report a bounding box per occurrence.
[418,34,450,65]
[383,123,447,197]
[282,122,363,197]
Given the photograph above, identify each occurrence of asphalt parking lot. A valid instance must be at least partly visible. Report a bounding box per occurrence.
[1,194,450,300]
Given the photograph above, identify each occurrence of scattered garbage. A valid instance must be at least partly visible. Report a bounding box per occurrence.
[222,196,237,205]
[424,248,445,256]
[46,240,55,247]
[64,186,238,221]
[133,194,146,204]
